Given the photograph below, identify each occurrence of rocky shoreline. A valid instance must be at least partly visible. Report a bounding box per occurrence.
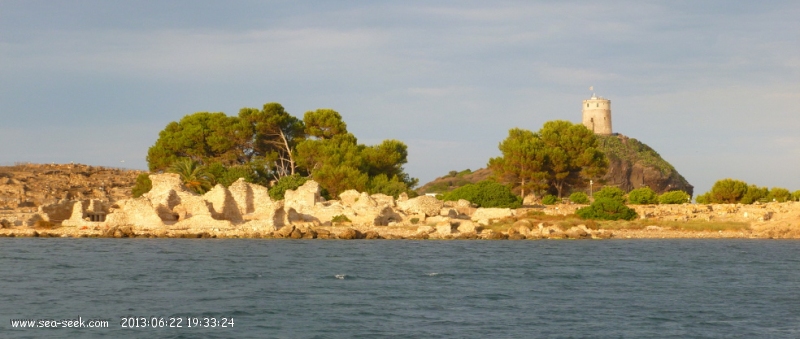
[0,222,792,240]
[3,172,800,240]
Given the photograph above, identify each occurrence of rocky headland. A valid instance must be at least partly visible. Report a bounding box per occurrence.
[418,133,693,196]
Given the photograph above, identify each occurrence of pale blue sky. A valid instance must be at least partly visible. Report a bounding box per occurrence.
[1,1,798,195]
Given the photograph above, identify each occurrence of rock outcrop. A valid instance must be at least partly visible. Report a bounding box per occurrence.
[597,134,693,196]
[0,163,141,211]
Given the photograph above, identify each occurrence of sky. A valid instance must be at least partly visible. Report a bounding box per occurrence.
[1,0,798,196]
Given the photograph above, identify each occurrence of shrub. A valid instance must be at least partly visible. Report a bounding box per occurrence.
[269,174,308,200]
[576,198,638,221]
[218,166,257,187]
[367,174,411,198]
[132,173,152,198]
[331,215,351,223]
[708,178,748,203]
[206,162,271,187]
[542,195,559,205]
[695,192,712,204]
[740,185,769,204]
[569,192,589,204]
[793,190,800,202]
[410,217,420,225]
[768,187,791,202]
[594,186,626,204]
[0,219,10,228]
[628,187,658,205]
[441,180,521,208]
[658,190,690,204]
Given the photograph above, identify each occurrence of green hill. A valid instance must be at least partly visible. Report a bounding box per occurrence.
[417,133,693,196]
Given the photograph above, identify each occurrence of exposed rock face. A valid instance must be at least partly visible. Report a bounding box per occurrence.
[284,180,322,212]
[471,208,514,222]
[104,198,165,229]
[204,184,243,223]
[37,199,76,223]
[396,195,443,217]
[597,134,693,196]
[0,163,141,210]
[456,220,476,233]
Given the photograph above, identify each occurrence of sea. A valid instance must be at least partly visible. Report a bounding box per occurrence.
[1,238,799,339]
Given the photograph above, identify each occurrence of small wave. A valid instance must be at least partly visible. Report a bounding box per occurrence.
[335,274,346,280]
[426,272,439,277]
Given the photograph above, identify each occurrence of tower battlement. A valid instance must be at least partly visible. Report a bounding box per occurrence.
[582,94,612,135]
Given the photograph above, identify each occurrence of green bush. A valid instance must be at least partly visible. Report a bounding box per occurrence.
[594,186,626,204]
[569,192,589,204]
[410,217,420,225]
[331,215,351,223]
[708,178,748,203]
[269,174,308,200]
[658,190,690,204]
[206,162,271,187]
[367,174,411,198]
[576,198,638,221]
[542,195,559,205]
[792,190,800,202]
[740,185,769,204]
[132,173,152,198]
[767,187,791,202]
[627,187,658,204]
[441,180,521,208]
[695,192,711,204]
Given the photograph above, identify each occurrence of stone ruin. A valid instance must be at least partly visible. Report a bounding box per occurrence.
[6,173,498,235]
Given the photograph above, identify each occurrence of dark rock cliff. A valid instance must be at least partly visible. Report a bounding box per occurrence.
[596,134,693,196]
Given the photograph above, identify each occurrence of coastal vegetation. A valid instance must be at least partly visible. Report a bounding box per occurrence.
[576,198,638,221]
[593,186,626,203]
[568,192,589,204]
[268,174,308,200]
[627,187,658,204]
[489,121,607,199]
[596,134,674,175]
[695,179,796,204]
[132,173,152,198]
[480,210,750,234]
[144,103,417,198]
[441,180,521,208]
[658,190,691,204]
[168,158,215,194]
[573,186,638,220]
[542,195,559,205]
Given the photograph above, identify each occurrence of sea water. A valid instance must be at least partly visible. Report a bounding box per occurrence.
[1,239,799,338]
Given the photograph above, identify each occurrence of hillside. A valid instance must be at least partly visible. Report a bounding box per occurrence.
[0,163,142,210]
[597,134,693,196]
[416,168,493,194]
[417,133,693,196]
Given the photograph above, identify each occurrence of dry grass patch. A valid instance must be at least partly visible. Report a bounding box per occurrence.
[664,220,750,232]
[598,219,750,232]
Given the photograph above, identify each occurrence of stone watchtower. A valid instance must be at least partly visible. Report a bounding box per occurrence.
[582,94,612,135]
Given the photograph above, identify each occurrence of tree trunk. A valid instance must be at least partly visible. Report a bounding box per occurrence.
[278,130,295,176]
